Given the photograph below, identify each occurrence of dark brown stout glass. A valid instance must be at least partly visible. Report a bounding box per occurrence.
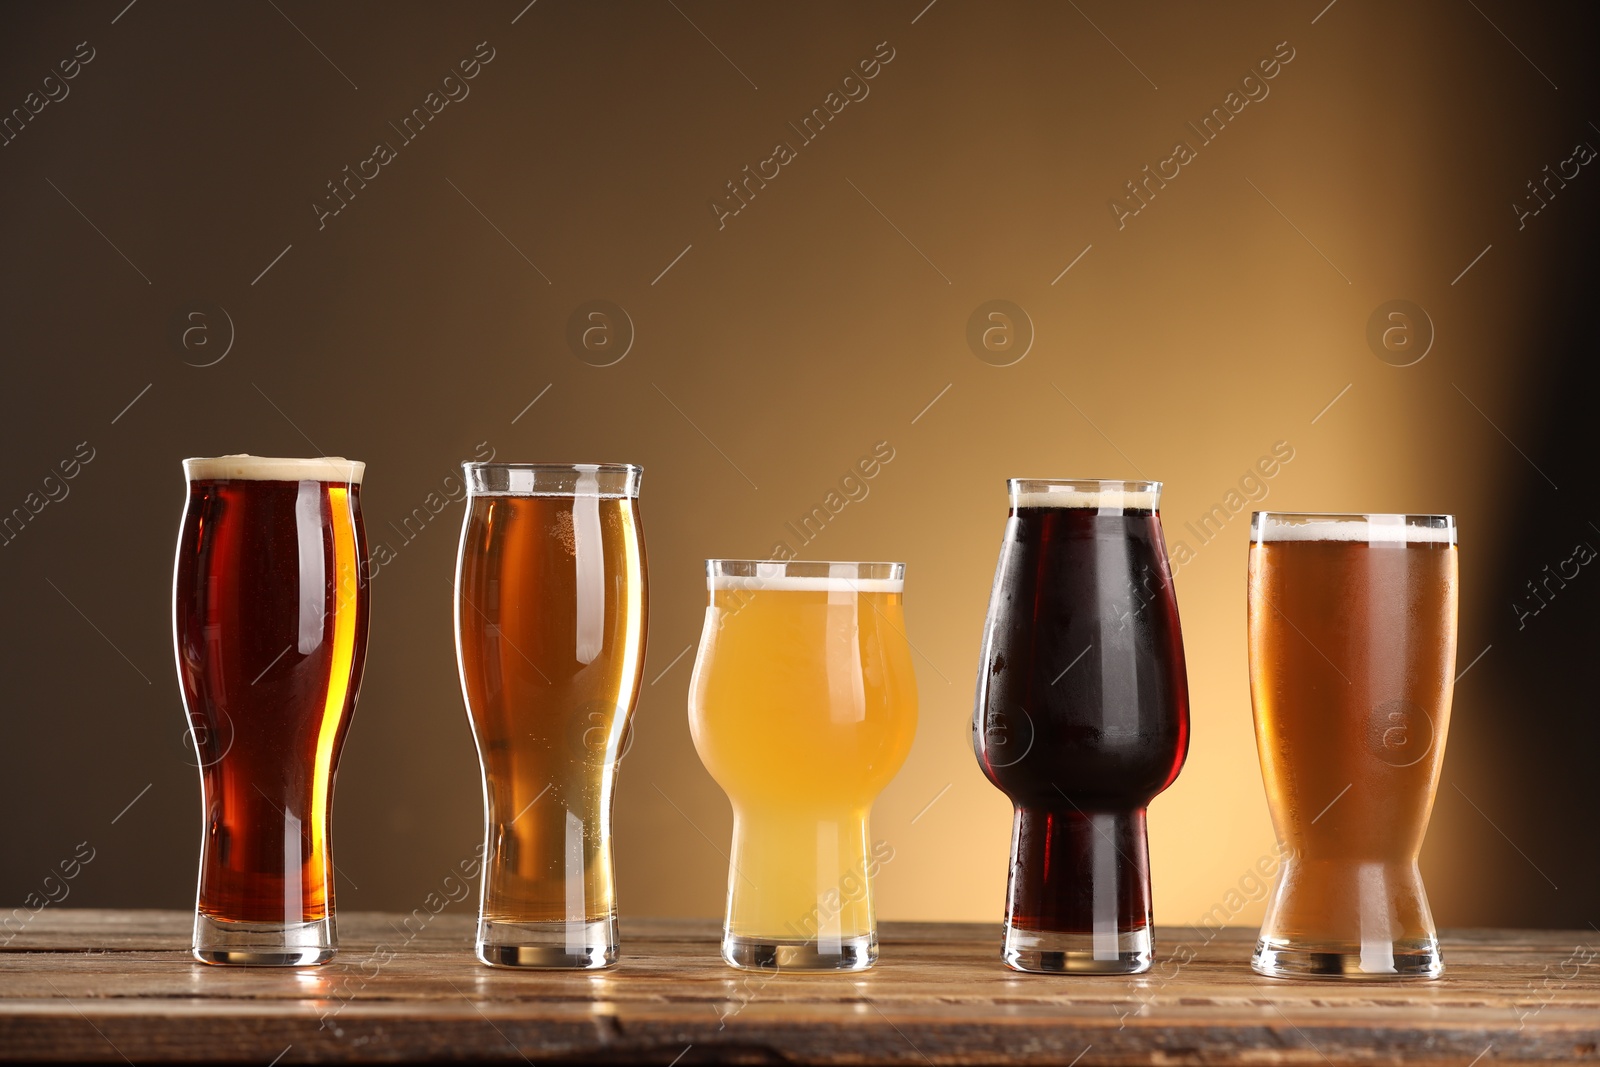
[173,456,369,966]
[973,479,1188,974]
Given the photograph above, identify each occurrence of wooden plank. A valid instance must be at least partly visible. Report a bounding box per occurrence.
[1,911,1596,1063]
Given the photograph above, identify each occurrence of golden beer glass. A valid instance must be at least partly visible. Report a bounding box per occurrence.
[1248,512,1457,979]
[454,463,646,969]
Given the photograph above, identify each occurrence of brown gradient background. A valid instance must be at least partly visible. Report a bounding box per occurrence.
[3,1,1597,936]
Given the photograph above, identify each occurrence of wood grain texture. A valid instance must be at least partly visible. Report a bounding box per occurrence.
[1,911,1597,1063]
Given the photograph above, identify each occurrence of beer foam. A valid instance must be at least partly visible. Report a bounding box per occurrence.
[184,455,365,483]
[710,562,903,593]
[710,575,903,593]
[1014,488,1158,510]
[1254,516,1455,544]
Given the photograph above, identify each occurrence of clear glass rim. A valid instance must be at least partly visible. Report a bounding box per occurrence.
[464,462,641,473]
[1251,512,1456,545]
[707,559,904,579]
[1008,478,1161,510]
[463,462,640,498]
[706,559,904,591]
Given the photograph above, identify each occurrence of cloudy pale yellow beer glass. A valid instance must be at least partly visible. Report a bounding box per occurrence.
[689,561,917,971]
[1249,512,1457,979]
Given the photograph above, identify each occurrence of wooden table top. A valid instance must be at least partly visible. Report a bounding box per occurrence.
[1,910,1596,1064]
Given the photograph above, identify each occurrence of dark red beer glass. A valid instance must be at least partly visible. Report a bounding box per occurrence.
[973,479,1189,974]
[173,456,369,965]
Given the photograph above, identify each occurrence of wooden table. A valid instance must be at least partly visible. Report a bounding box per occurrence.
[1,911,1596,1063]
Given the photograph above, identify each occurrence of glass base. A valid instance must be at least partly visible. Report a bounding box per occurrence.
[722,932,876,971]
[192,914,335,966]
[1003,924,1153,974]
[476,917,617,969]
[1252,937,1443,980]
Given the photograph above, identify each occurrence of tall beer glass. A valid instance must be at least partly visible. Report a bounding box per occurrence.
[973,479,1189,975]
[173,455,369,966]
[454,463,646,969]
[689,560,917,971]
[1249,512,1457,979]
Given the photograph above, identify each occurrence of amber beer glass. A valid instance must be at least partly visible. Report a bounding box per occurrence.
[973,480,1189,974]
[454,463,646,969]
[689,561,917,971]
[1249,512,1457,979]
[173,456,369,966]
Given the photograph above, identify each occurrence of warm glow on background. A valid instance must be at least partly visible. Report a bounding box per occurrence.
[3,1,1596,936]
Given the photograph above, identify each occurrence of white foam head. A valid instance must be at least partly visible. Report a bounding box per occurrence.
[184,455,365,483]
[1252,513,1455,544]
[708,561,903,594]
[710,575,904,593]
[1010,480,1160,511]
